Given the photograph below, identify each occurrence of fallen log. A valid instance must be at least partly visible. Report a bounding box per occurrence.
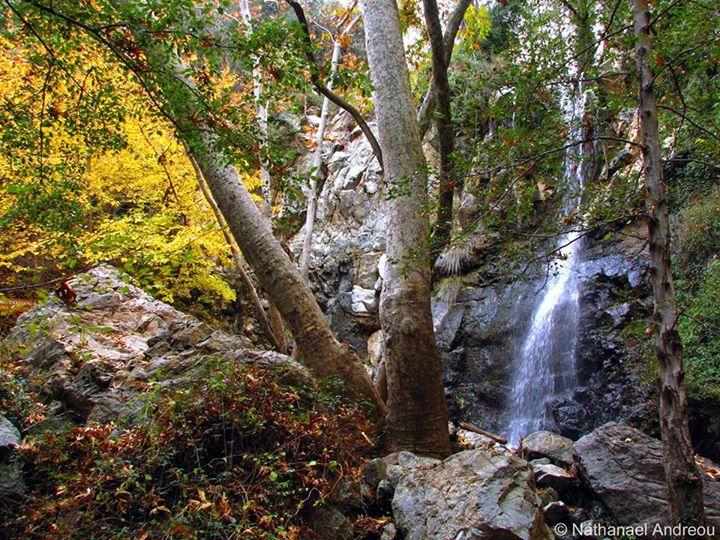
[458,422,508,445]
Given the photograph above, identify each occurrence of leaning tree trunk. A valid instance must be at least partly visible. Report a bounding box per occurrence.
[190,128,383,410]
[192,155,285,351]
[631,0,706,530]
[135,40,385,411]
[238,0,291,353]
[361,0,451,457]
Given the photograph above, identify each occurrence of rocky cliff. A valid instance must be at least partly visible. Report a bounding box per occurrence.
[290,110,720,459]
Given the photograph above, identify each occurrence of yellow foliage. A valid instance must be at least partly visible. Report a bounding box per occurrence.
[0,38,244,313]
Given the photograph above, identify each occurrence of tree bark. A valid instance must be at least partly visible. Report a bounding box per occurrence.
[239,1,291,353]
[416,0,472,139]
[630,0,706,531]
[361,0,451,457]
[191,154,285,351]
[422,0,457,263]
[239,0,273,207]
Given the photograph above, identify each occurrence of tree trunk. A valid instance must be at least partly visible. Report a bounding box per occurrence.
[361,0,451,457]
[192,154,284,351]
[239,0,290,354]
[299,37,343,281]
[239,0,273,207]
[422,0,457,263]
[189,127,382,409]
[138,42,385,411]
[416,0,472,139]
[631,0,706,531]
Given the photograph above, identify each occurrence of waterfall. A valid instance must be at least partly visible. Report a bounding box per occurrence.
[506,89,589,446]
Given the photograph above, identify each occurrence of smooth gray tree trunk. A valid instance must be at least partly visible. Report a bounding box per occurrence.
[361,0,451,457]
[191,154,283,350]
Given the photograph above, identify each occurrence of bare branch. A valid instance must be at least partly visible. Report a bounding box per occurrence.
[284,0,384,171]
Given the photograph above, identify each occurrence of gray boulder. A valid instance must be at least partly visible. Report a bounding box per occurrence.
[575,422,720,527]
[0,416,20,449]
[0,415,25,500]
[2,265,308,424]
[521,431,577,467]
[392,449,552,540]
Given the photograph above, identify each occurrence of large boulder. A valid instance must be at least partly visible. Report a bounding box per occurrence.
[2,265,310,424]
[521,431,576,468]
[391,449,552,540]
[575,423,720,527]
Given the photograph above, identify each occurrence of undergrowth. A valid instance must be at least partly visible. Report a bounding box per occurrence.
[678,261,720,401]
[3,358,378,539]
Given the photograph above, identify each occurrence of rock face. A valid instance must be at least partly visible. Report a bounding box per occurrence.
[290,112,386,356]
[291,111,661,440]
[291,111,720,455]
[0,415,24,500]
[2,265,309,425]
[575,422,720,527]
[391,449,552,540]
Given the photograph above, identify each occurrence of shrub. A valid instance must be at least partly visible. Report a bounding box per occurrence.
[679,261,720,400]
[677,187,720,278]
[7,359,376,539]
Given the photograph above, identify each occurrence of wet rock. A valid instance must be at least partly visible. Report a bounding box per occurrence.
[575,423,720,527]
[532,463,578,493]
[0,415,25,500]
[521,431,576,467]
[392,449,552,540]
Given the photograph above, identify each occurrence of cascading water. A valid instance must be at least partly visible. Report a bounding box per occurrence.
[506,89,589,446]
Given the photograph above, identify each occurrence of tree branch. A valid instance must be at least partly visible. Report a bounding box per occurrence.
[417,0,472,139]
[284,0,383,172]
